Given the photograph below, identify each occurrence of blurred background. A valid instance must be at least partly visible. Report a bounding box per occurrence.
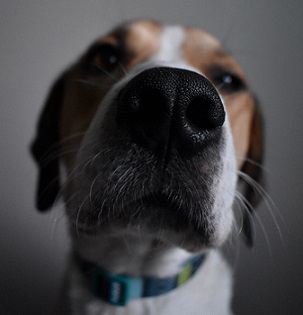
[1,1,303,314]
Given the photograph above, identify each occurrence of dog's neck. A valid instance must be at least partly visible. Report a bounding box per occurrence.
[72,233,197,278]
[67,233,232,315]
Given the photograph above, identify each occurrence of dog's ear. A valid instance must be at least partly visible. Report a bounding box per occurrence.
[31,73,66,211]
[240,98,265,246]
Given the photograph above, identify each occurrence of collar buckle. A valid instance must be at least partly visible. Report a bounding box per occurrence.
[93,270,130,306]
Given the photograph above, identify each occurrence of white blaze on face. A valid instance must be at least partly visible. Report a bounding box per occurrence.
[152,25,200,74]
[151,26,205,80]
[153,26,186,63]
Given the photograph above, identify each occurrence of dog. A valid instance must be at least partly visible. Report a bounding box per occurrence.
[31,19,263,315]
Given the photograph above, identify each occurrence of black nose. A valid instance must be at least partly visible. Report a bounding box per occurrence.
[117,67,225,157]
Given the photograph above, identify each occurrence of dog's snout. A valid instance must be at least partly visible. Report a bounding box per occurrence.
[117,67,225,156]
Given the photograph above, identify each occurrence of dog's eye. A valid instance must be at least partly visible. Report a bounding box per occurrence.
[87,43,120,74]
[209,67,246,93]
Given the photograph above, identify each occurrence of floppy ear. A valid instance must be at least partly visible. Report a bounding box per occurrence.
[31,73,66,211]
[240,98,265,246]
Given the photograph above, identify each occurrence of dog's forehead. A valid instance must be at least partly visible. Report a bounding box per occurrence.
[97,20,224,67]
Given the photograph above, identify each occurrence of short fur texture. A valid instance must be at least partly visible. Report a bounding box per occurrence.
[32,20,263,315]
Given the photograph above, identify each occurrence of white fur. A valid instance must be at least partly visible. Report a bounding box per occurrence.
[153,26,186,63]
[57,24,238,315]
[152,25,201,73]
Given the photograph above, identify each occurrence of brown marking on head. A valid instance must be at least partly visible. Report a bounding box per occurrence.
[59,20,163,173]
[124,20,162,68]
[183,27,254,169]
[58,65,116,171]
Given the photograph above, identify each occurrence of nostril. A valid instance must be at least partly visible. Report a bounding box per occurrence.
[117,67,226,158]
[185,96,225,130]
[117,82,173,153]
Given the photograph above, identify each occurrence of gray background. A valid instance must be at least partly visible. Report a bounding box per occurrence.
[1,1,303,314]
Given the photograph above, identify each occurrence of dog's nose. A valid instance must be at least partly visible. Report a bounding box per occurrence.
[117,67,225,157]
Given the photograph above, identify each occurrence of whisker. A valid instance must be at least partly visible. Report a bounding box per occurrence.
[220,90,244,100]
[75,195,90,235]
[117,61,128,76]
[233,192,246,235]
[236,154,273,176]
[34,132,86,163]
[235,190,274,260]
[64,191,81,208]
[50,204,66,240]
[50,144,107,210]
[238,170,286,246]
[89,173,102,207]
[75,79,115,88]
[229,202,242,268]
[97,197,108,225]
[35,133,101,170]
[38,148,79,169]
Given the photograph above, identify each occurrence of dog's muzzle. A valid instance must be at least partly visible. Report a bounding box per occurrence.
[116,67,225,158]
[71,66,235,249]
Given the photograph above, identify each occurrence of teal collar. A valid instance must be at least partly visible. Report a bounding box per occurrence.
[77,254,206,306]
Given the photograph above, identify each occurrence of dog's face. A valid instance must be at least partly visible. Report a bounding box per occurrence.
[32,20,263,252]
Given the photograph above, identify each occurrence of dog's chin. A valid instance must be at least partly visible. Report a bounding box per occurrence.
[69,192,230,252]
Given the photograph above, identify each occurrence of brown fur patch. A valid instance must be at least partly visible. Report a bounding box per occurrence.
[125,20,162,68]
[183,27,254,168]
